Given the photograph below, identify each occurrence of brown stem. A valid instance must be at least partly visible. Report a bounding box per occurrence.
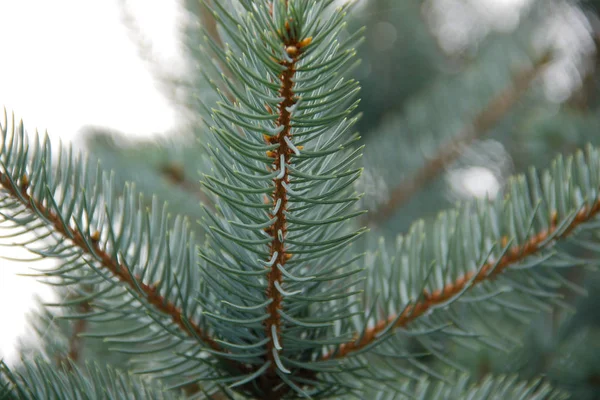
[366,52,553,226]
[56,291,92,371]
[325,198,600,360]
[198,0,223,49]
[263,31,300,377]
[65,301,92,366]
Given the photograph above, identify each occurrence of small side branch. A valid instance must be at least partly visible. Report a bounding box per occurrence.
[326,198,600,360]
[64,300,91,368]
[366,52,552,226]
[160,162,215,211]
[56,292,92,371]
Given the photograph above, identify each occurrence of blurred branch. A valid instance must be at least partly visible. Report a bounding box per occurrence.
[366,51,553,226]
[160,162,215,212]
[195,0,236,102]
[56,289,93,371]
[194,0,223,48]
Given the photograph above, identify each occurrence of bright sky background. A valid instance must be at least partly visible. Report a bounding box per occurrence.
[0,1,180,141]
[0,0,551,366]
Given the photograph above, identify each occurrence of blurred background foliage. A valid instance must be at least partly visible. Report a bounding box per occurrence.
[9,0,600,398]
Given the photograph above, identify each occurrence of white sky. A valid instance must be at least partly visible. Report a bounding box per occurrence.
[0,1,179,141]
[0,0,537,366]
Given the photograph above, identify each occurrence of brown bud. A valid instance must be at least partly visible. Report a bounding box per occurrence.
[285,46,298,57]
[21,174,30,191]
[91,230,101,243]
[298,37,313,48]
[550,210,558,227]
[161,163,185,184]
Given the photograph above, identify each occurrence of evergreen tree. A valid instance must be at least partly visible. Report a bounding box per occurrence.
[2,0,600,398]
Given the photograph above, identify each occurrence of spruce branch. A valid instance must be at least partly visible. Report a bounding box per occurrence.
[329,201,596,359]
[0,170,221,354]
[84,131,215,220]
[370,373,567,400]
[366,51,553,226]
[197,0,365,395]
[197,0,224,49]
[2,1,594,399]
[327,144,600,369]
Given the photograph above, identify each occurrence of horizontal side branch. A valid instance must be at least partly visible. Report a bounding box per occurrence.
[326,197,600,359]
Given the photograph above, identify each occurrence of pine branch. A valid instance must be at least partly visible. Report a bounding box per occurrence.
[326,144,600,364]
[198,0,365,395]
[366,51,552,226]
[0,172,221,354]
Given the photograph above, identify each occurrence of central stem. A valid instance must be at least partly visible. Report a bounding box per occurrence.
[264,47,298,374]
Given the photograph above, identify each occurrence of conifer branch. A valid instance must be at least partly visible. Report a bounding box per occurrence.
[0,172,222,354]
[366,52,552,226]
[326,197,600,360]
[1,360,187,399]
[198,0,363,393]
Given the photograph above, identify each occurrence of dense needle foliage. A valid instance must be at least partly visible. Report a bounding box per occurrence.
[2,0,600,399]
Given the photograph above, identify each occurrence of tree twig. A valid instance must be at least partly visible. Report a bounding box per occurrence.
[56,294,92,371]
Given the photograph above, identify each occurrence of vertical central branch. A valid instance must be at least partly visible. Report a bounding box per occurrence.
[264,45,298,372]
